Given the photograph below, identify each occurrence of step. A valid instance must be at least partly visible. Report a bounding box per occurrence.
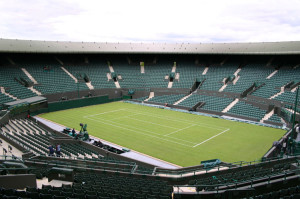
[141,65,145,73]
[260,109,274,123]
[286,108,300,116]
[21,68,38,84]
[232,75,240,85]
[202,67,209,75]
[266,70,278,79]
[174,93,193,105]
[291,86,298,92]
[171,65,176,73]
[114,81,120,88]
[107,73,112,81]
[0,87,18,100]
[61,67,77,83]
[269,85,285,99]
[109,66,114,73]
[219,84,227,92]
[222,98,239,113]
[86,82,94,90]
[145,92,154,101]
[28,86,42,95]
[168,82,173,88]
[234,68,241,77]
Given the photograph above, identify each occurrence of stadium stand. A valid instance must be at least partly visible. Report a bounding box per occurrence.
[200,61,239,91]
[172,60,204,89]
[178,93,234,112]
[147,94,186,105]
[62,56,116,89]
[0,65,37,99]
[227,101,266,121]
[0,40,300,199]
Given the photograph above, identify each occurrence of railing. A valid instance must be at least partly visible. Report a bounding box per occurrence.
[154,156,298,177]
[173,168,300,193]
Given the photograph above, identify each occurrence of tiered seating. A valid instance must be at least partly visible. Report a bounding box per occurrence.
[227,101,266,121]
[135,96,149,101]
[73,172,172,199]
[252,66,300,101]
[112,59,147,88]
[24,64,84,94]
[178,94,233,112]
[268,114,282,123]
[0,119,57,155]
[148,94,185,104]
[274,90,299,104]
[0,66,37,100]
[0,93,14,110]
[188,158,297,189]
[144,61,171,88]
[224,63,272,93]
[64,63,116,89]
[172,61,204,88]
[252,185,300,199]
[201,62,239,91]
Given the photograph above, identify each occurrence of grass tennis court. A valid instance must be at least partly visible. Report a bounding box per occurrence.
[39,101,286,167]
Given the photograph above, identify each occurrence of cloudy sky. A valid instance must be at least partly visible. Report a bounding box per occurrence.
[0,0,300,43]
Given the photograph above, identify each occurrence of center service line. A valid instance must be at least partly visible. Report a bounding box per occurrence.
[193,128,230,148]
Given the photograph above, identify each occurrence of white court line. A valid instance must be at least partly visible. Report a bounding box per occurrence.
[85,115,197,145]
[193,128,230,148]
[83,109,127,118]
[126,115,179,130]
[123,109,226,131]
[110,113,141,121]
[85,117,195,147]
[164,124,197,136]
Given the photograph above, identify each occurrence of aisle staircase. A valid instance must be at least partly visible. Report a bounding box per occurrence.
[21,68,38,84]
[222,98,239,113]
[202,67,209,75]
[145,92,154,101]
[61,67,78,83]
[174,93,193,105]
[28,87,42,95]
[266,70,278,79]
[260,109,274,123]
[0,87,18,100]
[269,85,285,99]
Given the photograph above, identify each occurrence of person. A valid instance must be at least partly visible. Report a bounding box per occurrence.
[48,145,54,156]
[72,128,76,137]
[56,144,61,157]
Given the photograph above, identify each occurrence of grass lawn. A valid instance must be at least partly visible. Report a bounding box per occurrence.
[39,101,286,167]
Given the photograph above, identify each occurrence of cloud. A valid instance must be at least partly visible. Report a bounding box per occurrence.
[0,0,299,43]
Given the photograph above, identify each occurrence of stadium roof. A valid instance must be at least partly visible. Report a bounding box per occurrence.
[0,38,300,55]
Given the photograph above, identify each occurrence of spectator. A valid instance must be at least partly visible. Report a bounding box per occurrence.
[48,145,54,156]
[56,144,61,157]
[72,128,76,137]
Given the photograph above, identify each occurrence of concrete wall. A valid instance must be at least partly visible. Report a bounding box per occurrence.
[0,174,36,189]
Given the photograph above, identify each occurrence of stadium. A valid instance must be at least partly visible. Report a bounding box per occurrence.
[0,38,299,199]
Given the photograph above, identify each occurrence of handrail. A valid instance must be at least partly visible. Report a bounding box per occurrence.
[173,169,299,192]
[154,156,298,176]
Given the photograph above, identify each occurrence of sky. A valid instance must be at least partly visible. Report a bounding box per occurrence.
[0,0,300,43]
